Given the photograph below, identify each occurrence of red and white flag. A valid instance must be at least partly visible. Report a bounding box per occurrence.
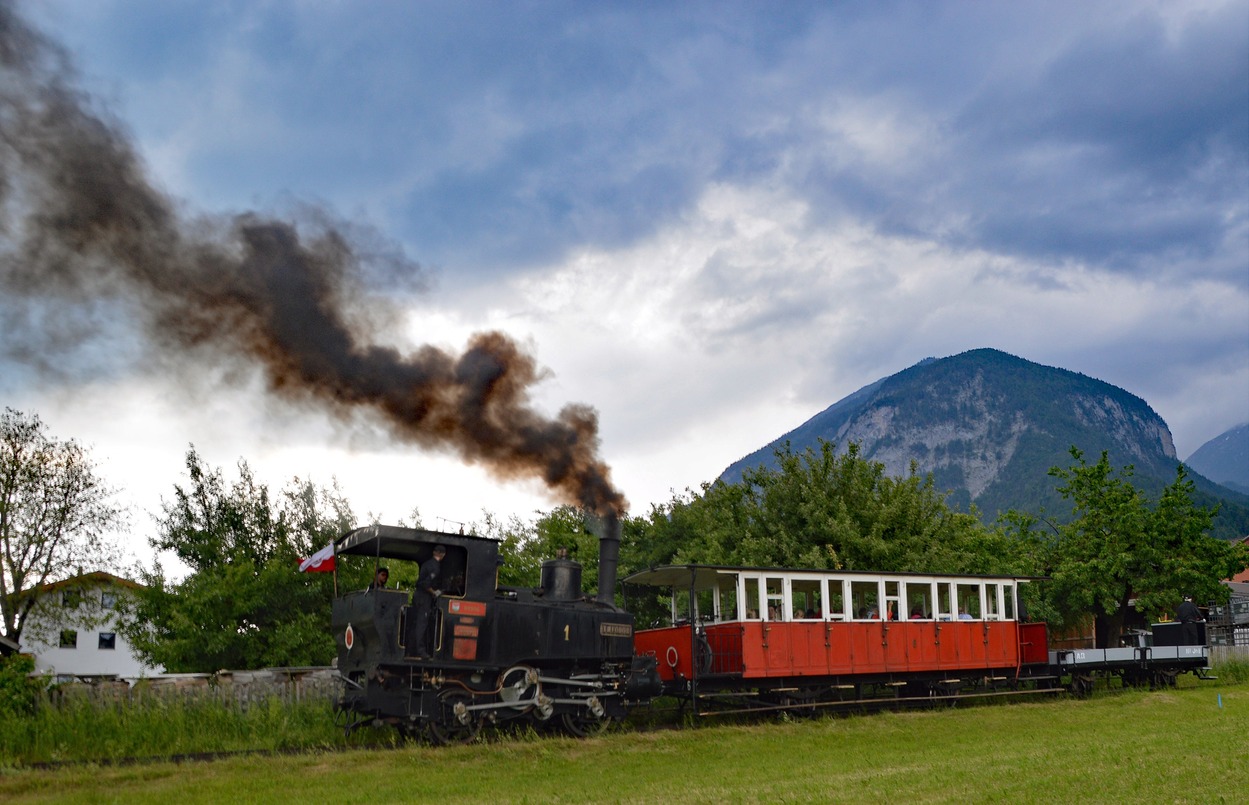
[299,542,336,573]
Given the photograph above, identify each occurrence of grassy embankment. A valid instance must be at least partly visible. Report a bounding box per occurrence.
[1,671,1246,804]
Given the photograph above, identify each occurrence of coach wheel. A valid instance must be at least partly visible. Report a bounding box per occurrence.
[1069,673,1094,697]
[1155,668,1178,689]
[428,690,481,745]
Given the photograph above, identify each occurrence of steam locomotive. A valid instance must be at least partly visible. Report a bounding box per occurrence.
[332,524,662,743]
[331,524,1211,743]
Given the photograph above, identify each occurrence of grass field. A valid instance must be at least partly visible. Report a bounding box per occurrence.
[2,681,1245,804]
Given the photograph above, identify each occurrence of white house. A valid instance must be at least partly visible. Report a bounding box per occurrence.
[18,571,163,681]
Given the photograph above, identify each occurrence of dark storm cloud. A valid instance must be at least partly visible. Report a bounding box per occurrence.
[0,1,626,518]
[950,6,1248,272]
[389,2,1247,283]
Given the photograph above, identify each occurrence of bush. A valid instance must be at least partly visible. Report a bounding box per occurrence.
[0,654,44,716]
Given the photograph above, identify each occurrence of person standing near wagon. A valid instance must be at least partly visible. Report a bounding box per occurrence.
[1177,595,1203,645]
[411,545,446,658]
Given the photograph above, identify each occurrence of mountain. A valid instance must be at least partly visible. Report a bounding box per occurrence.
[1186,423,1249,495]
[721,348,1249,539]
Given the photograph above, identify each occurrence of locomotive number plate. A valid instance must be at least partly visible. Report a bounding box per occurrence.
[600,623,633,638]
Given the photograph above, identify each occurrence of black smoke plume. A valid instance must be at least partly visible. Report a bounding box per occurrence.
[0,4,626,519]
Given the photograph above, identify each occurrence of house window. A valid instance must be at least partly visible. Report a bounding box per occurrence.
[98,632,117,650]
[62,590,82,608]
[59,629,78,648]
[101,591,118,609]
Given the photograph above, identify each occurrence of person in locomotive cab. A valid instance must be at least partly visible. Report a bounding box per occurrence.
[368,567,389,591]
[410,545,446,658]
[1177,595,1203,645]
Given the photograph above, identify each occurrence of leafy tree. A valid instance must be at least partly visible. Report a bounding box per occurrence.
[487,506,607,592]
[0,408,123,643]
[120,448,358,671]
[630,440,1021,576]
[1011,448,1249,647]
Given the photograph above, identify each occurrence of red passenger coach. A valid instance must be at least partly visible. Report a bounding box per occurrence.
[625,565,1054,713]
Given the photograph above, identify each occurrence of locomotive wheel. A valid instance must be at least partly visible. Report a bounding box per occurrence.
[428,690,481,745]
[560,711,612,738]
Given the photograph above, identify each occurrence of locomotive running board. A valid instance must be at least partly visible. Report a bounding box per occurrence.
[696,685,1063,718]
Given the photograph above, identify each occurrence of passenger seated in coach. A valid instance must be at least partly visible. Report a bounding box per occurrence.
[958,608,973,620]
[746,609,759,620]
[805,608,817,619]
[910,605,925,619]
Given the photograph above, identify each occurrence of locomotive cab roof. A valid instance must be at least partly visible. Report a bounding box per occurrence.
[336,524,499,564]
[336,524,501,600]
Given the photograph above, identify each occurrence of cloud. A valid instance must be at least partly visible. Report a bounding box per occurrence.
[7,0,1246,550]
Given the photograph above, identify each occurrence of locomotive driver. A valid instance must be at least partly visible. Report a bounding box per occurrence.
[411,545,446,659]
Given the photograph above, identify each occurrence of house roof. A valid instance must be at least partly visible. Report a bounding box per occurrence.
[27,571,143,598]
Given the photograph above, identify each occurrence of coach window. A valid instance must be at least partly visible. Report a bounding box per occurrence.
[764,577,785,620]
[936,583,954,620]
[1003,584,1015,620]
[905,582,931,619]
[742,577,762,619]
[883,580,901,620]
[792,578,820,619]
[851,580,879,619]
[716,575,739,622]
[695,587,718,623]
[956,583,981,619]
[985,583,1001,620]
[827,579,847,620]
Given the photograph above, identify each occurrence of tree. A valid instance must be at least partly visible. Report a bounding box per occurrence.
[487,506,607,591]
[120,448,358,671]
[0,408,122,643]
[630,440,1021,576]
[1020,448,1248,647]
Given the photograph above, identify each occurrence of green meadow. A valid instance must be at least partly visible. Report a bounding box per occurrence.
[2,677,1246,804]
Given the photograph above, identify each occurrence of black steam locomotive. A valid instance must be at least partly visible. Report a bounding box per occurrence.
[332,524,662,743]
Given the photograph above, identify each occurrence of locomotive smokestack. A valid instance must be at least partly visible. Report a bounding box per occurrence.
[594,513,621,607]
[0,6,628,523]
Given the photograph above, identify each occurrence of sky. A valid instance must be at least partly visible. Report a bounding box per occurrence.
[2,0,1247,567]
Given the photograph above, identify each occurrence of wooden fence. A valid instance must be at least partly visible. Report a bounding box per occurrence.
[1211,645,1249,663]
[45,666,339,710]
